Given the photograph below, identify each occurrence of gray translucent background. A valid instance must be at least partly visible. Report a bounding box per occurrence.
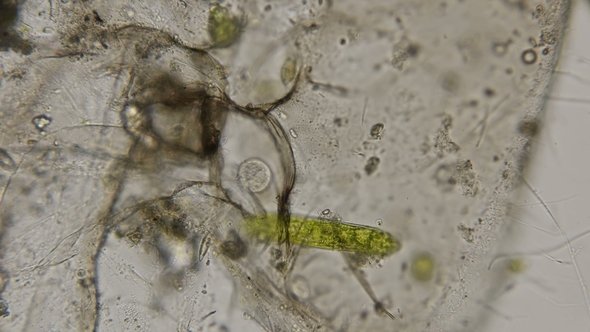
[0,1,583,331]
[485,1,590,331]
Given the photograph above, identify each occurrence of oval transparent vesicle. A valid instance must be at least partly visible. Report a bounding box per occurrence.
[0,0,570,331]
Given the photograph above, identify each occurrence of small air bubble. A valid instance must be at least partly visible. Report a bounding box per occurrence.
[31,115,52,131]
[521,49,537,65]
[322,209,330,215]
[289,128,298,138]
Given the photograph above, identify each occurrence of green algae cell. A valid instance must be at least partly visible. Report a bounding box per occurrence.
[411,253,435,282]
[280,57,298,85]
[208,5,241,48]
[506,258,527,274]
[244,213,401,257]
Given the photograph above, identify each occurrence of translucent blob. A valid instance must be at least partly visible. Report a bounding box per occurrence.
[288,275,311,300]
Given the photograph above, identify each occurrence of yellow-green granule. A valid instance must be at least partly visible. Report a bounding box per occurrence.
[280,57,298,85]
[411,253,435,282]
[506,258,527,274]
[244,213,401,257]
[208,5,241,47]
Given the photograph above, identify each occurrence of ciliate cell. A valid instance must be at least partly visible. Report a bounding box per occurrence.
[238,158,272,193]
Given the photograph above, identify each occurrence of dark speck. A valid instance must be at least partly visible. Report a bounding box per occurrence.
[483,88,495,97]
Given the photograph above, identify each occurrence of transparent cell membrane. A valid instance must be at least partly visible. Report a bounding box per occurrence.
[0,0,574,331]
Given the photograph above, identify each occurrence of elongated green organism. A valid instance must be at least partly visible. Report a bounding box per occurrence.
[245,213,400,257]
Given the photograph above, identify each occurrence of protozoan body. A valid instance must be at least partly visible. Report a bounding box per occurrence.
[245,213,400,257]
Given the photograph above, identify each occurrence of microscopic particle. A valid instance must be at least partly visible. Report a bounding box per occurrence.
[31,114,52,131]
[244,213,401,257]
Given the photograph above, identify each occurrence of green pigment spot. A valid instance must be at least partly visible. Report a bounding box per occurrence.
[244,213,401,257]
[208,5,241,47]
